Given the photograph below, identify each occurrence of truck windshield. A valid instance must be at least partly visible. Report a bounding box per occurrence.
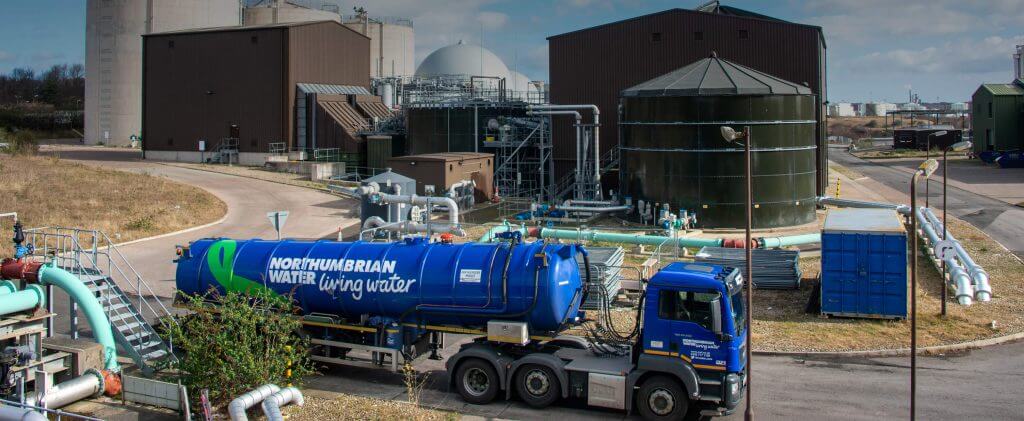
[731,288,746,335]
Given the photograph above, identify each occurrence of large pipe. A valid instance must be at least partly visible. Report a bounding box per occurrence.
[0,406,47,421]
[24,369,106,409]
[529,104,601,196]
[36,263,120,372]
[553,204,632,214]
[371,193,461,227]
[757,233,822,249]
[0,279,17,295]
[531,227,723,248]
[817,196,911,214]
[361,216,466,237]
[920,207,991,301]
[229,384,281,421]
[261,387,304,421]
[528,109,582,192]
[0,284,45,316]
[914,207,974,305]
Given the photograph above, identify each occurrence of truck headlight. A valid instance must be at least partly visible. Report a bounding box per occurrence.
[730,380,740,396]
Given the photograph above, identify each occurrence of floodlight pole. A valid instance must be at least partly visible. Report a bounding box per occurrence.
[743,125,753,421]
[910,167,921,421]
[941,147,949,316]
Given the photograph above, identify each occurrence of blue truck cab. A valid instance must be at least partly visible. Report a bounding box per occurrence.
[635,262,747,418]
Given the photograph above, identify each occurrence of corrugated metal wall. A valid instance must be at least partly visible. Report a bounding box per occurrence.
[548,8,827,193]
[143,28,286,152]
[142,22,370,154]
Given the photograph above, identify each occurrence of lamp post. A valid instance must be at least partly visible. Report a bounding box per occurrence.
[910,158,938,421]
[721,125,753,421]
[939,140,972,316]
[924,130,947,208]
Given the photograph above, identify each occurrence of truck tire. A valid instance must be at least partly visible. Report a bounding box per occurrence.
[514,364,560,408]
[455,359,500,404]
[637,375,690,421]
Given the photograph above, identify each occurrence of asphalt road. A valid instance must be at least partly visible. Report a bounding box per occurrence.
[830,147,1024,259]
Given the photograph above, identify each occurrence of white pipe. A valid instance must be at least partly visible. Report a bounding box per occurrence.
[372,193,460,227]
[921,207,992,301]
[261,387,304,421]
[567,199,617,206]
[230,384,280,421]
[915,207,974,305]
[817,196,911,214]
[530,104,601,198]
[24,369,104,409]
[554,205,632,214]
[447,179,474,197]
[529,109,582,194]
[0,406,46,421]
[362,216,466,237]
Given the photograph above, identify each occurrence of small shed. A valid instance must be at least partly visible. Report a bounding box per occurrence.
[387,152,494,203]
[892,125,961,150]
[820,209,907,319]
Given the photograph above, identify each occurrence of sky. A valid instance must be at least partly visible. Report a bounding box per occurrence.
[1,0,1022,103]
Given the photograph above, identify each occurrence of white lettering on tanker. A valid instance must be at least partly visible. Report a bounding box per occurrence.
[266,257,412,301]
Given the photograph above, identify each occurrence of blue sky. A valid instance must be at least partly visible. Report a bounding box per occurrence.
[2,0,1022,103]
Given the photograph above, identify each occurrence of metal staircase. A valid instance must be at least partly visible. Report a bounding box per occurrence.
[24,227,178,375]
[207,137,239,164]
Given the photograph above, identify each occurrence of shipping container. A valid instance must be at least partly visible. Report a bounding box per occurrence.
[820,209,907,319]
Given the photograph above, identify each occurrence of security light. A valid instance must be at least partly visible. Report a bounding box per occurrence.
[918,159,939,178]
[720,126,745,142]
[948,141,972,152]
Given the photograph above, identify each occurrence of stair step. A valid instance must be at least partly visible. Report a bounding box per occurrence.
[125,331,152,343]
[105,302,130,313]
[142,349,169,361]
[109,311,138,323]
[116,321,143,332]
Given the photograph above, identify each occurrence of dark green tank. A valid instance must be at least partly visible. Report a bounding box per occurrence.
[619,55,818,228]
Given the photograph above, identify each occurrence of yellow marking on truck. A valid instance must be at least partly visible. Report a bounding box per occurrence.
[645,350,726,371]
[302,320,377,333]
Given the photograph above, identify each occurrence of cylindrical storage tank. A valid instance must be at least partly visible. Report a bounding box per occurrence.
[619,55,818,228]
[175,238,585,333]
[343,15,416,78]
[85,0,241,146]
[243,1,340,26]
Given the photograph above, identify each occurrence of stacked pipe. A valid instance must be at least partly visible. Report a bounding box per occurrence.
[915,207,992,303]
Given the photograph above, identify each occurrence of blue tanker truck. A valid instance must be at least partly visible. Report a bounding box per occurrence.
[175,234,746,419]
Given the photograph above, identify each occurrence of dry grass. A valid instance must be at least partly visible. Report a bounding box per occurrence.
[284,395,455,421]
[0,154,226,254]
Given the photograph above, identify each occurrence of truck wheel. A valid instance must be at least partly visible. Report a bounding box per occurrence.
[637,375,690,421]
[455,359,500,404]
[514,364,560,408]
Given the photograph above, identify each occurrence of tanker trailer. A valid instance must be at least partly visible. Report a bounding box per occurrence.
[175,232,747,419]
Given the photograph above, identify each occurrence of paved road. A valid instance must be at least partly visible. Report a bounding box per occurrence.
[306,333,1024,420]
[830,147,1024,259]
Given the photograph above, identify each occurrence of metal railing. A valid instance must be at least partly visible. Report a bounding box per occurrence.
[268,142,287,155]
[22,227,178,365]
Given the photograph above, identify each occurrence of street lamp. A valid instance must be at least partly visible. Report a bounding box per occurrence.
[910,158,938,421]
[924,130,947,208]
[939,140,972,316]
[721,125,753,421]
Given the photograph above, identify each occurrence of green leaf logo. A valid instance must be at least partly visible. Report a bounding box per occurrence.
[207,240,280,298]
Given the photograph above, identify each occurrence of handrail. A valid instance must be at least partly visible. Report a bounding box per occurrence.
[0,398,102,421]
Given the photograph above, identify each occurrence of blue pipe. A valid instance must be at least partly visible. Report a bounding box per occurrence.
[37,263,120,372]
[478,220,527,243]
[0,284,45,316]
[0,280,16,295]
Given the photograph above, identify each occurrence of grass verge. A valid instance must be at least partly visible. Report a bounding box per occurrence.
[0,153,226,255]
[284,395,455,421]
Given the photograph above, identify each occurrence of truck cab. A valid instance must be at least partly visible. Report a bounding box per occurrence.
[446,261,746,420]
[634,262,746,418]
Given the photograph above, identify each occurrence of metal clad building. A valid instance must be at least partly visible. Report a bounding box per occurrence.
[547,6,827,195]
[141,21,369,164]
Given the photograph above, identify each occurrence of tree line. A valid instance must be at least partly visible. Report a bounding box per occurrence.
[0,64,85,110]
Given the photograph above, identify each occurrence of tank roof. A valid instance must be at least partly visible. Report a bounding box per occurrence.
[621,54,813,97]
[389,152,493,162]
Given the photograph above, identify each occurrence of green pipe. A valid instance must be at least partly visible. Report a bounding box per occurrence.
[38,263,120,372]
[0,280,17,295]
[758,233,821,249]
[478,220,527,243]
[537,227,724,248]
[0,284,45,316]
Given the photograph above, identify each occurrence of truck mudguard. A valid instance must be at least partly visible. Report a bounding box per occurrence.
[628,353,701,407]
[506,353,570,399]
[446,344,514,391]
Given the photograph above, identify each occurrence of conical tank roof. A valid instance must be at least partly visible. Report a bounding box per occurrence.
[622,52,812,97]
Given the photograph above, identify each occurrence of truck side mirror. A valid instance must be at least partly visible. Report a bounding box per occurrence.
[710,296,723,335]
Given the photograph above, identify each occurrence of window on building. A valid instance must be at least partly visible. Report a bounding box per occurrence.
[986,129,993,150]
[651,32,662,42]
[694,31,704,41]
[988,102,993,118]
[657,290,717,331]
[738,30,748,39]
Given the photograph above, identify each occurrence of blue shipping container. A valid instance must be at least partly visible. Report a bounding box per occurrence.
[820,209,908,319]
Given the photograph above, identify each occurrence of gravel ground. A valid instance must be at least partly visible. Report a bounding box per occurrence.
[283,395,455,421]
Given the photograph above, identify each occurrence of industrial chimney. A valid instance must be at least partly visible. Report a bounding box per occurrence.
[1015,45,1024,81]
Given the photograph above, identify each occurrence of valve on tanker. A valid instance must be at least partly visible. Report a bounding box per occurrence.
[11,221,33,259]
[439,233,454,244]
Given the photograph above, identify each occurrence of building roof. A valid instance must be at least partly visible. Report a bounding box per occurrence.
[415,40,510,79]
[547,7,825,47]
[893,124,957,132]
[621,53,813,97]
[979,83,1024,96]
[143,20,368,39]
[297,83,370,96]
[389,152,493,162]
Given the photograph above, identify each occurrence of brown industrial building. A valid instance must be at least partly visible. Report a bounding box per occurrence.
[387,152,495,203]
[547,4,828,195]
[141,21,371,164]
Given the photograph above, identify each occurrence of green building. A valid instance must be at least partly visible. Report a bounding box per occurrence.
[971,80,1024,153]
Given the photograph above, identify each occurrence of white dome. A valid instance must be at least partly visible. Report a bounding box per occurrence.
[508,71,535,93]
[416,40,510,79]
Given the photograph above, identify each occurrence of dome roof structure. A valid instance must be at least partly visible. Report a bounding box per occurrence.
[415,40,510,79]
[508,71,535,93]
